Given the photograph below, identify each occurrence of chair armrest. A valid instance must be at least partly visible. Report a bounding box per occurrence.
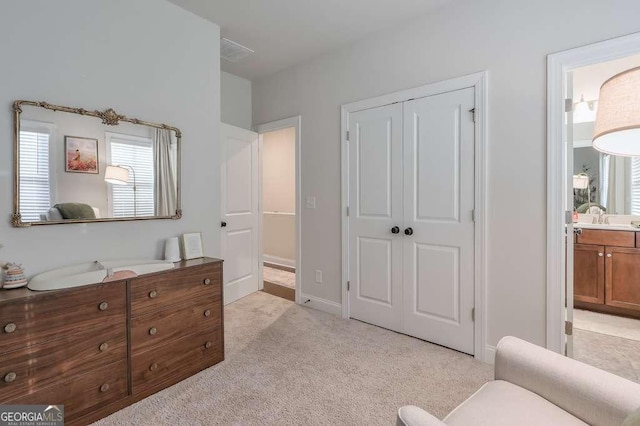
[495,336,640,426]
[397,406,446,426]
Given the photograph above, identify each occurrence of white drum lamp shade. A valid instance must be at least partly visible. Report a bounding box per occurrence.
[593,66,640,156]
[104,165,129,185]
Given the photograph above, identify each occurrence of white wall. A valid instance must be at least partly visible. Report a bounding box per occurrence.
[262,127,296,264]
[252,0,640,349]
[263,128,296,213]
[0,0,220,275]
[221,71,252,130]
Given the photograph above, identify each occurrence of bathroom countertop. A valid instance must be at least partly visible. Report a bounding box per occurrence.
[574,223,639,232]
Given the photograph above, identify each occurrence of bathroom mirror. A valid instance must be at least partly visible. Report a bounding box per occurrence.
[12,100,181,227]
[573,122,639,215]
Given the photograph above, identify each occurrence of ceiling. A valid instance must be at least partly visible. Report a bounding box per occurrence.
[169,0,451,81]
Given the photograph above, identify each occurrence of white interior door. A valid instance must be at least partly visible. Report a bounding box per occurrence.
[565,71,575,357]
[348,103,404,331]
[402,88,476,355]
[221,123,260,305]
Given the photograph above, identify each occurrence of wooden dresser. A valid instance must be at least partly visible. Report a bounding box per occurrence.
[0,257,223,425]
[574,228,640,318]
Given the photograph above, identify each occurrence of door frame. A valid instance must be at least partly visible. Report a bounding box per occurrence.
[254,116,302,305]
[546,31,640,354]
[340,71,489,361]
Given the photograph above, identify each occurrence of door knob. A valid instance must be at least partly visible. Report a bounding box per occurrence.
[221,221,227,227]
[404,227,414,236]
[391,226,400,234]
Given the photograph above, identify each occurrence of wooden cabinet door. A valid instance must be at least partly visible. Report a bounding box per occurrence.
[574,244,605,304]
[605,247,640,311]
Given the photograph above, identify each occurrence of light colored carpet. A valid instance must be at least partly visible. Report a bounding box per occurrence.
[574,329,640,383]
[574,309,640,342]
[263,266,295,289]
[94,292,491,425]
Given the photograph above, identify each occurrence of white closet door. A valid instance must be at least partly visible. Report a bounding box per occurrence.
[221,123,260,305]
[402,88,476,354]
[348,103,404,331]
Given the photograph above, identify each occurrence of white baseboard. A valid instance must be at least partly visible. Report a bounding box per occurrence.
[484,345,497,364]
[299,293,342,316]
[263,255,296,269]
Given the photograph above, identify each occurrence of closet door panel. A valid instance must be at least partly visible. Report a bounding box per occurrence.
[402,88,476,355]
[348,103,404,331]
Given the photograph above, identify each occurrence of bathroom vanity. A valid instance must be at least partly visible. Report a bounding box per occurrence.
[0,257,223,425]
[574,227,640,318]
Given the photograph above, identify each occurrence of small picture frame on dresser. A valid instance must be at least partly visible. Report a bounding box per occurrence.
[182,232,204,260]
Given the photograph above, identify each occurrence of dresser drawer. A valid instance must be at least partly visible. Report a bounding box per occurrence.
[131,298,221,355]
[131,263,221,317]
[0,282,126,353]
[0,329,126,401]
[5,360,127,420]
[132,327,223,396]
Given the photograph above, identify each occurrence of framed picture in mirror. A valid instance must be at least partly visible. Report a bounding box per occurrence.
[65,136,98,174]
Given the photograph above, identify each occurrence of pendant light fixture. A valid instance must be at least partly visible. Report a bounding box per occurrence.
[592,66,640,156]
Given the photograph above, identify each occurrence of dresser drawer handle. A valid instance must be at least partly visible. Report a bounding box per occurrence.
[149,290,158,299]
[100,383,110,393]
[204,309,211,317]
[149,327,157,336]
[204,341,212,349]
[99,342,109,352]
[98,302,109,311]
[4,323,16,334]
[4,372,16,383]
[149,363,158,372]
[203,278,211,285]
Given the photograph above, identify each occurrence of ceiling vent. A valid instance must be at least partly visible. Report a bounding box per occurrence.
[220,38,254,63]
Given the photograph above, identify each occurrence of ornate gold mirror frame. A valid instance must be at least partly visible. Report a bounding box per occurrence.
[12,100,182,227]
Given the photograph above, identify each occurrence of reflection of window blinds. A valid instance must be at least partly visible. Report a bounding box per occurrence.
[19,130,51,221]
[109,136,155,217]
[631,157,640,215]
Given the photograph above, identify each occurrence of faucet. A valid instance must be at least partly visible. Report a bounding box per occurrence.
[598,210,605,224]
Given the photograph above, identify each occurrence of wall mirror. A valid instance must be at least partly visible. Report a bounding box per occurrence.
[571,55,640,218]
[574,123,640,216]
[12,101,181,227]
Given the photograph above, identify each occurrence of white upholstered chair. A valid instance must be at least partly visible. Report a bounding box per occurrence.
[397,336,640,426]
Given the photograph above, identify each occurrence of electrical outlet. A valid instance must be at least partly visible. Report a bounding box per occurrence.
[315,269,322,283]
[305,196,316,209]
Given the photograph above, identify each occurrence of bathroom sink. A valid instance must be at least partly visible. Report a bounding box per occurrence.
[28,259,175,291]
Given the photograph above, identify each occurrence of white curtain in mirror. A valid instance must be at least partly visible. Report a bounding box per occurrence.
[153,128,177,216]
[600,154,610,210]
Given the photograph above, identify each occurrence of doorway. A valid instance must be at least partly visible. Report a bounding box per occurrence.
[547,33,640,383]
[255,117,302,304]
[341,72,488,359]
